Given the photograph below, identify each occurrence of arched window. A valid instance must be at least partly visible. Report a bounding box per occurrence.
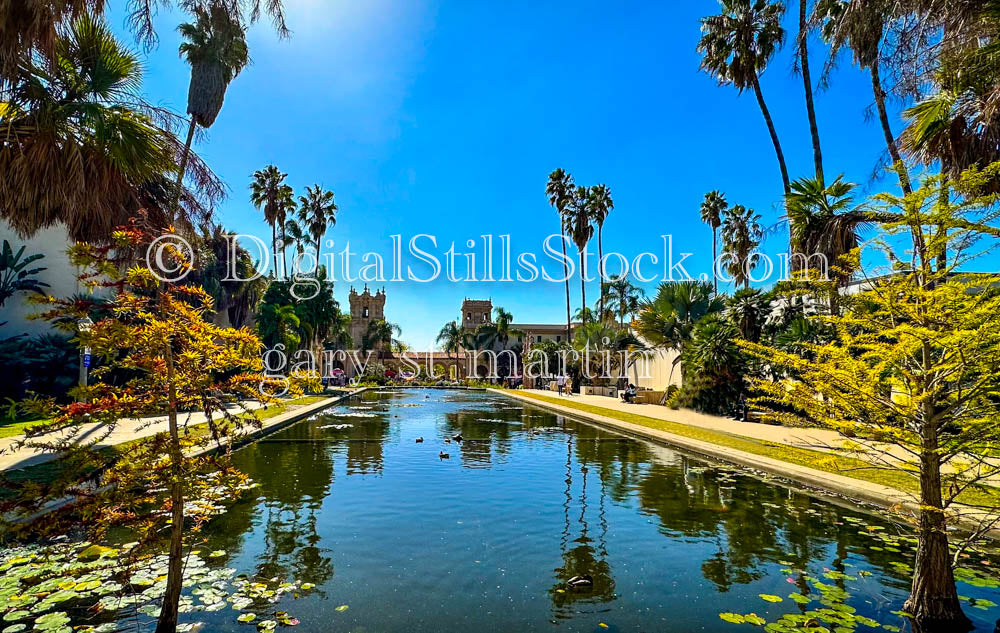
[363,307,369,318]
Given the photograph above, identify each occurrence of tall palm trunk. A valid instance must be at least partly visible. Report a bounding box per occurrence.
[578,249,587,324]
[750,73,791,197]
[870,63,912,196]
[169,118,198,223]
[798,0,824,184]
[711,228,718,294]
[561,224,571,341]
[280,222,288,278]
[597,224,605,320]
[750,72,791,255]
[271,224,279,279]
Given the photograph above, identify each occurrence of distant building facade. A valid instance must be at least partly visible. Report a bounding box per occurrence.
[348,285,386,350]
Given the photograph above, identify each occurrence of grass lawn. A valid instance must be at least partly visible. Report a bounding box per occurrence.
[0,416,54,439]
[513,391,1000,509]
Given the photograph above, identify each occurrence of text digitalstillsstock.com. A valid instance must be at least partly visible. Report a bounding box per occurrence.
[148,233,830,297]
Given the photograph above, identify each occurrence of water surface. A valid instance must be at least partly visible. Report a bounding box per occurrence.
[193,388,1000,632]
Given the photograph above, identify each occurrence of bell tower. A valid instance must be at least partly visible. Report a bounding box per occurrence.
[349,285,386,347]
[461,298,492,331]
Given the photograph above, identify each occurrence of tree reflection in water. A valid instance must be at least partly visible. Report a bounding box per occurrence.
[184,390,999,633]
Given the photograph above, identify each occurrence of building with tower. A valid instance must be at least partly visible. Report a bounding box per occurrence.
[348,286,386,350]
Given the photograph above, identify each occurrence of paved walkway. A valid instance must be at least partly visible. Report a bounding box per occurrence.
[514,389,1000,486]
[496,389,1000,537]
[0,396,338,472]
[520,389,847,449]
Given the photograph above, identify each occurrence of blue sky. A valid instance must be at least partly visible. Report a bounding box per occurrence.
[110,0,909,348]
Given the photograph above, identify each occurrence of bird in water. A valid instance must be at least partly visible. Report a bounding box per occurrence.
[452,433,463,442]
[415,437,424,443]
[567,575,593,590]
[439,451,450,459]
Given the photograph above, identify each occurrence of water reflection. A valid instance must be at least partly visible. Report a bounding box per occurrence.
[189,389,1000,633]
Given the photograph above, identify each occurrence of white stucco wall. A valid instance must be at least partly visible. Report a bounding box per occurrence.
[0,221,79,337]
[632,345,681,391]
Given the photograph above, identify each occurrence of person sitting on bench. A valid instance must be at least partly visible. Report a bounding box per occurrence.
[621,383,637,403]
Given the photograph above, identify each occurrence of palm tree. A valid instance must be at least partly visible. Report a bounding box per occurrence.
[720,204,763,289]
[194,223,267,328]
[634,280,724,384]
[437,320,463,372]
[0,0,103,79]
[275,182,295,277]
[298,185,338,267]
[588,184,614,317]
[0,0,286,92]
[815,0,911,194]
[725,287,767,342]
[0,241,48,308]
[572,321,641,383]
[546,169,576,341]
[603,278,645,328]
[325,307,353,350]
[172,2,250,220]
[573,306,596,323]
[282,217,310,267]
[258,303,301,351]
[785,174,887,312]
[797,0,824,183]
[0,15,220,242]
[700,191,728,293]
[363,318,402,361]
[166,17,247,630]
[567,186,595,323]
[476,306,524,350]
[250,165,291,278]
[698,0,790,198]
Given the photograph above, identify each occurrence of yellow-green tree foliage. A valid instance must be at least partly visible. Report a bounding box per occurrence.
[740,166,1000,626]
[2,225,275,540]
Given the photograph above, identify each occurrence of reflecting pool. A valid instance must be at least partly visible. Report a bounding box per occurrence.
[188,388,1000,632]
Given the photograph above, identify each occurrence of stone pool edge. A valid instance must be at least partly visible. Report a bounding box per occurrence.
[9,389,369,524]
[198,387,371,457]
[490,389,1000,539]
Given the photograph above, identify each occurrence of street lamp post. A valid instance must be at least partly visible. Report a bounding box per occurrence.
[77,316,94,401]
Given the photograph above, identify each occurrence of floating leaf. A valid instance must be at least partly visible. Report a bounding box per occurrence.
[76,545,115,560]
[759,594,783,603]
[34,612,70,631]
[335,605,349,612]
[744,613,766,626]
[236,613,256,623]
[719,613,746,624]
